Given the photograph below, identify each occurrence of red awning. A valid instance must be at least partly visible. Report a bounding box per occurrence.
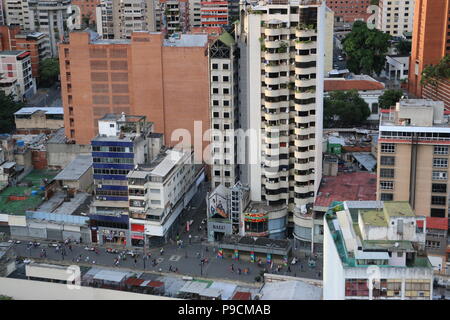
[131,224,144,232]
[417,217,448,231]
[232,291,252,300]
[146,281,164,288]
[125,278,144,286]
[131,235,144,240]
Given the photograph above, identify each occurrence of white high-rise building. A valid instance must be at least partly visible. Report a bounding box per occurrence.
[96,0,156,39]
[377,0,415,37]
[236,0,325,235]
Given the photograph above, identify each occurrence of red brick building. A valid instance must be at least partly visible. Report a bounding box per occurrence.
[59,31,211,161]
[71,0,101,26]
[408,0,450,106]
[325,0,372,23]
[0,25,51,78]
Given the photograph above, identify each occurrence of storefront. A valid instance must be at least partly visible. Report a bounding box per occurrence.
[244,212,269,237]
[208,220,232,242]
[90,214,129,246]
[130,223,145,247]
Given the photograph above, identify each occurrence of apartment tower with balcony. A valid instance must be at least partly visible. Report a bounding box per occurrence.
[377,99,450,222]
[236,0,325,237]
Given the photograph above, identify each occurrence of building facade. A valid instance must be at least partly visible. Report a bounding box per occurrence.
[377,0,415,37]
[0,50,36,100]
[325,0,371,24]
[324,200,433,300]
[236,0,325,236]
[408,0,450,98]
[96,0,156,39]
[0,26,52,78]
[59,31,210,160]
[14,107,64,134]
[377,99,450,220]
[127,148,199,246]
[72,0,101,27]
[209,31,239,188]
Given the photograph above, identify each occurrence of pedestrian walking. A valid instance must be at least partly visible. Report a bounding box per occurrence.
[238,268,241,275]
[169,265,173,272]
[134,258,137,267]
[175,267,178,273]
[160,248,164,255]
[69,245,72,252]
[231,263,235,272]
[189,234,192,244]
[288,265,291,273]
[79,237,82,244]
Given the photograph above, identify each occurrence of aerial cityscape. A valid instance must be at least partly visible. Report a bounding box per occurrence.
[0,0,449,303]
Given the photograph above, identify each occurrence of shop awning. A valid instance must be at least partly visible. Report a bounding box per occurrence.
[232,291,252,300]
[131,235,144,240]
[125,277,144,287]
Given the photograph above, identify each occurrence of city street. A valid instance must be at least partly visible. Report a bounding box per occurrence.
[25,82,62,108]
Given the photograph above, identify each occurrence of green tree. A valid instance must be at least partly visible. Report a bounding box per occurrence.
[324,90,370,128]
[378,89,404,109]
[395,39,412,55]
[421,55,450,87]
[39,58,60,87]
[342,21,391,75]
[0,91,24,133]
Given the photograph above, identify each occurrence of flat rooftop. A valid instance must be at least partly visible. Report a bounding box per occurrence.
[314,172,377,209]
[15,107,63,116]
[0,170,58,215]
[54,155,92,181]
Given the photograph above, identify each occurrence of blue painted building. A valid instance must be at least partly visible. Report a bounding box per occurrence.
[89,113,161,246]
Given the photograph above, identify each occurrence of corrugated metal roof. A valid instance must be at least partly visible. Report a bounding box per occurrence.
[15,107,64,115]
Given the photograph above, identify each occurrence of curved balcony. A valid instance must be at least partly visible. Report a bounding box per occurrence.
[294,138,310,148]
[295,41,316,51]
[265,100,283,109]
[265,181,280,190]
[264,28,282,37]
[294,174,310,183]
[295,54,317,63]
[294,103,315,113]
[264,64,282,73]
[294,149,313,159]
[295,91,315,100]
[293,210,314,228]
[264,51,289,61]
[265,40,282,49]
[295,78,316,88]
[294,185,313,194]
[264,77,280,86]
[264,112,281,121]
[295,28,316,38]
[295,66,317,75]
[265,147,280,157]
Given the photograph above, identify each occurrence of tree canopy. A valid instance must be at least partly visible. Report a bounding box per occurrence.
[421,55,450,87]
[0,91,24,133]
[378,89,404,109]
[341,21,391,75]
[324,90,370,128]
[395,39,412,55]
[39,58,60,87]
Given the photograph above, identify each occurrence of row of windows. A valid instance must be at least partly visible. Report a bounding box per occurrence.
[92,146,133,153]
[93,157,134,164]
[94,168,130,175]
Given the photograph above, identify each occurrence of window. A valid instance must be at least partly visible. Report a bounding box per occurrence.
[381,193,393,201]
[431,196,446,206]
[431,208,446,218]
[380,143,395,153]
[223,76,229,82]
[371,103,379,114]
[434,146,449,155]
[212,76,218,81]
[432,171,448,180]
[380,181,394,190]
[223,63,229,70]
[380,156,395,166]
[432,183,447,193]
[212,63,218,69]
[433,158,448,168]
[213,88,219,94]
[380,168,394,178]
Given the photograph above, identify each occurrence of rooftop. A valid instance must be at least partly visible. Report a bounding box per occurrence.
[163,34,208,47]
[53,155,92,181]
[0,50,27,56]
[0,170,58,215]
[314,172,377,209]
[360,209,388,227]
[383,201,415,218]
[417,217,448,231]
[15,107,64,116]
[324,79,385,92]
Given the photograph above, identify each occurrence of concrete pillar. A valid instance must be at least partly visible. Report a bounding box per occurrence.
[401,278,406,300]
